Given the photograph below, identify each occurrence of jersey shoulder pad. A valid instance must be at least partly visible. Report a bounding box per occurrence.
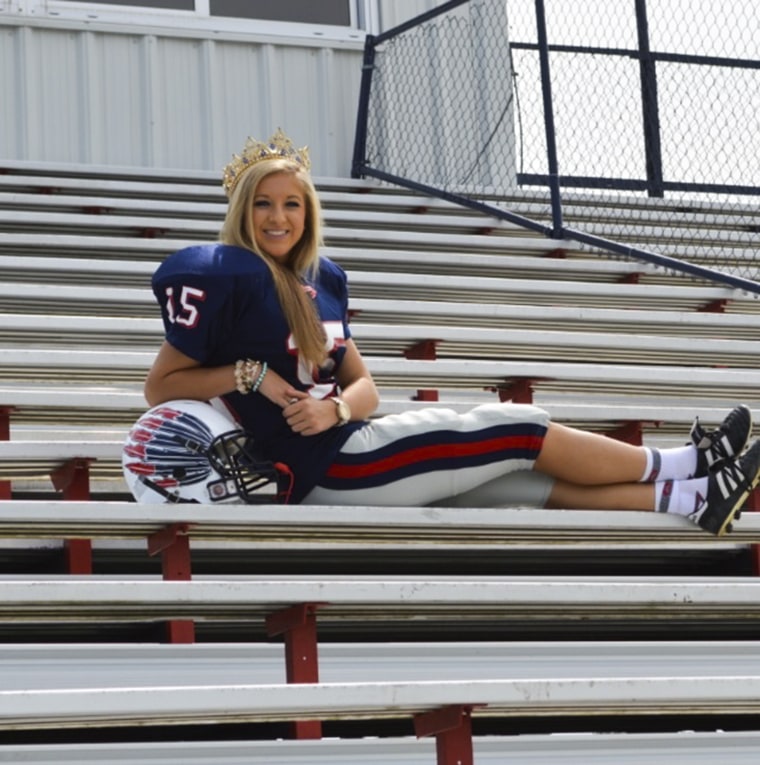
[153,243,265,285]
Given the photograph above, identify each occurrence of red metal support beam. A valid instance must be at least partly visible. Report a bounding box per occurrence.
[496,379,537,404]
[0,407,13,499]
[697,299,727,313]
[50,458,94,574]
[148,523,193,580]
[147,523,195,644]
[266,602,325,740]
[745,488,760,576]
[63,539,93,575]
[51,458,94,501]
[405,339,440,402]
[414,705,476,765]
[606,420,645,446]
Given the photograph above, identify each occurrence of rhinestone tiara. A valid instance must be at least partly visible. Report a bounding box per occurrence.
[222,128,311,197]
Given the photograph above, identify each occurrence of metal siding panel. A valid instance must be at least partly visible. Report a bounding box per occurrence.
[87,32,151,166]
[268,46,326,169]
[321,47,365,176]
[211,40,280,174]
[0,21,364,176]
[27,29,85,162]
[210,41,362,178]
[0,26,24,159]
[151,36,211,168]
[378,0,446,31]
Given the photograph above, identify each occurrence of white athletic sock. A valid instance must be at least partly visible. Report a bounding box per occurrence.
[654,476,709,516]
[641,445,698,482]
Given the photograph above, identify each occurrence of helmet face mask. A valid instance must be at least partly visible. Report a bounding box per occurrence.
[123,400,288,504]
[207,430,285,503]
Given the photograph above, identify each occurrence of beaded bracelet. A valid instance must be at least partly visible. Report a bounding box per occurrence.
[250,361,268,393]
[234,358,262,395]
[234,360,247,394]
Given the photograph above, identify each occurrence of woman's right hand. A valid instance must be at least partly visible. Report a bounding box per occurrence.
[256,366,307,410]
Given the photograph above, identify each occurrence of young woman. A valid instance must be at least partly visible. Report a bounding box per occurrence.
[139,129,759,535]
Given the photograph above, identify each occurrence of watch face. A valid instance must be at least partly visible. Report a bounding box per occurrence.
[335,398,350,424]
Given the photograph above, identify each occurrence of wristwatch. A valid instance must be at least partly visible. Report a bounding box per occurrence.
[331,397,351,427]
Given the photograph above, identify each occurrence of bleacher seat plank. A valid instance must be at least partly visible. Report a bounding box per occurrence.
[2,673,760,730]
[370,357,760,399]
[346,270,744,308]
[0,500,757,545]
[0,442,124,481]
[349,297,760,337]
[1,731,760,765]
[0,232,188,262]
[4,640,760,690]
[349,322,760,365]
[2,576,760,624]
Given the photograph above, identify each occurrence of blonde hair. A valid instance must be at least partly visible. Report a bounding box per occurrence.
[220,159,327,368]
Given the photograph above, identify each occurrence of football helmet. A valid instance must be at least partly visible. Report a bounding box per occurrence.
[122,399,292,504]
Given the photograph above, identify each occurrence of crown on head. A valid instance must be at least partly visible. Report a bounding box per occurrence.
[222,128,311,197]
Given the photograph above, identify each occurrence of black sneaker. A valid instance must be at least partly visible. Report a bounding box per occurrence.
[691,404,752,477]
[689,438,760,536]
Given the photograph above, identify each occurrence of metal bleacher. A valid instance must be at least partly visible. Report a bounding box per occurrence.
[0,733,757,765]
[2,162,760,494]
[1,160,760,764]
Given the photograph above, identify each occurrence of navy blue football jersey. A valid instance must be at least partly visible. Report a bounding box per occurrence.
[151,243,365,502]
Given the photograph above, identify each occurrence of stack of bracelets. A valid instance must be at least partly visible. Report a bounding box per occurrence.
[234,358,268,395]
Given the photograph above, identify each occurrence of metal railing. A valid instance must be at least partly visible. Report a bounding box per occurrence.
[352,0,760,294]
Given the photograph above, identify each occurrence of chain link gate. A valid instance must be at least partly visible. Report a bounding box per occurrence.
[353,0,760,293]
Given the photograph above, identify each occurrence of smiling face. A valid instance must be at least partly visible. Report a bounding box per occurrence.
[250,171,307,262]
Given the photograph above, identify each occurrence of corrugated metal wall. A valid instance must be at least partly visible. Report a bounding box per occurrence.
[0,1,448,176]
[376,0,449,31]
[0,21,362,176]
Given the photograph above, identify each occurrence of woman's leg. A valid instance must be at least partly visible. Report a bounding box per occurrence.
[304,403,550,506]
[536,404,752,486]
[534,422,647,485]
[545,478,654,511]
[303,402,756,535]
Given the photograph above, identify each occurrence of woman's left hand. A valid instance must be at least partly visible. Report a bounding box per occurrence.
[283,393,338,436]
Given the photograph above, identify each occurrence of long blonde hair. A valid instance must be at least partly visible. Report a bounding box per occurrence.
[220,159,327,368]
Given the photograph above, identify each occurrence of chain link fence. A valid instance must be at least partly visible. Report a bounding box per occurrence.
[353,0,760,292]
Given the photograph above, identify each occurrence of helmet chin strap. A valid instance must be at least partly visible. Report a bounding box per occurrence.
[138,476,199,504]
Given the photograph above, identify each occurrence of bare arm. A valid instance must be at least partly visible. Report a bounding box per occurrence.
[144,338,380,436]
[144,340,306,408]
[144,341,235,406]
[334,338,380,420]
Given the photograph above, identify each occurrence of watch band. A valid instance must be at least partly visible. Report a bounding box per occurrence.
[332,396,351,426]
